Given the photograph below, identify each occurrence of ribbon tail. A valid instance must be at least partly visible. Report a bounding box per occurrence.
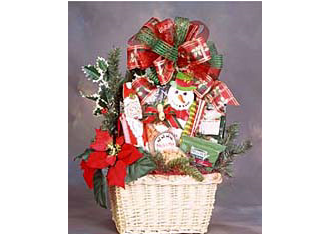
[153,56,176,85]
[166,115,182,129]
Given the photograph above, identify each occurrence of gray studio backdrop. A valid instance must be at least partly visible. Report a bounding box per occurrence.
[69,2,262,234]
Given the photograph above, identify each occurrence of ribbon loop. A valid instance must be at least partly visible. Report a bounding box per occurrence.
[128,17,239,110]
[142,105,181,129]
[174,17,190,47]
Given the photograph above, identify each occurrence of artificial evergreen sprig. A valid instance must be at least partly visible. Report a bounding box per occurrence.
[80,48,128,138]
[150,154,204,182]
[151,152,170,173]
[215,122,253,177]
[167,157,204,182]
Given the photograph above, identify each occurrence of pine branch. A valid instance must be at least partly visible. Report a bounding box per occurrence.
[180,165,204,182]
[166,157,190,168]
[107,48,121,80]
[222,122,240,146]
[151,152,170,172]
[215,123,253,177]
[167,157,204,182]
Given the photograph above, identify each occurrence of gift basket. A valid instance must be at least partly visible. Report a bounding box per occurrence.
[74,17,252,234]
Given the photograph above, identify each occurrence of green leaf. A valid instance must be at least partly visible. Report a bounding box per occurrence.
[96,57,108,73]
[125,155,156,183]
[93,107,102,116]
[74,148,93,161]
[82,65,100,81]
[93,169,108,209]
[83,94,99,102]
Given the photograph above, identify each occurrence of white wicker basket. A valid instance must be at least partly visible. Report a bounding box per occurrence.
[109,173,222,234]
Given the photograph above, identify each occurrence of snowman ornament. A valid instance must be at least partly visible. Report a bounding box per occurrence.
[167,72,196,128]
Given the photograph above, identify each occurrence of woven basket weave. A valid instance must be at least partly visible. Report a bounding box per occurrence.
[109,172,222,234]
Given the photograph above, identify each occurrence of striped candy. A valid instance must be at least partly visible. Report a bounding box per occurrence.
[181,101,197,138]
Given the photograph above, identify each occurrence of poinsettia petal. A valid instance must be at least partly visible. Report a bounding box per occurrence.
[86,151,111,169]
[89,129,113,151]
[89,142,108,151]
[80,160,95,189]
[118,144,143,165]
[116,136,125,146]
[117,144,133,161]
[107,161,127,188]
[106,155,117,166]
[89,142,107,151]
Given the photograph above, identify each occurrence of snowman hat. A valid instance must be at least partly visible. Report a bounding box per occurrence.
[171,72,196,91]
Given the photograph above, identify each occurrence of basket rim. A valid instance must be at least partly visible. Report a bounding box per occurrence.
[124,172,222,186]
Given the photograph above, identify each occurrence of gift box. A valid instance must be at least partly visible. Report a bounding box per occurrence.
[180,135,226,171]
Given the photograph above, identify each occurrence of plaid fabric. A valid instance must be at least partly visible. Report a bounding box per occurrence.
[143,17,160,34]
[206,81,240,114]
[131,77,157,105]
[128,17,239,110]
[185,23,199,41]
[194,81,213,99]
[153,56,175,85]
[178,37,211,66]
[156,18,175,45]
[127,45,158,70]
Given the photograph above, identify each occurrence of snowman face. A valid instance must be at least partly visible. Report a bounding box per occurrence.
[167,86,194,110]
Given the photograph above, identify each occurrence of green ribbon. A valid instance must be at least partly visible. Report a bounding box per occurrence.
[146,67,160,85]
[136,28,178,62]
[207,41,223,68]
[174,17,190,47]
[136,17,191,62]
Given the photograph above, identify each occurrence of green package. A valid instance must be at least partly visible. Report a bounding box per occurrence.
[180,136,226,171]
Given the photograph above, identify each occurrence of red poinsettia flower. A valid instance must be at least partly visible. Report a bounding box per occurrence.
[90,129,113,151]
[81,151,117,189]
[87,151,116,168]
[80,129,115,189]
[81,130,143,189]
[107,138,143,188]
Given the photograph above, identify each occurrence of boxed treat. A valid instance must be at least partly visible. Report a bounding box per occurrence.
[180,135,226,171]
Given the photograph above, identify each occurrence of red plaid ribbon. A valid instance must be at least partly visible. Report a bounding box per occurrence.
[127,45,158,70]
[127,17,215,87]
[127,17,239,112]
[131,77,158,105]
[142,105,182,129]
[205,81,240,114]
[153,57,175,85]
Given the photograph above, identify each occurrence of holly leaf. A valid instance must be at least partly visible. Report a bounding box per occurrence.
[96,57,108,73]
[82,65,100,81]
[125,155,156,184]
[93,169,108,209]
[93,107,102,116]
[80,92,99,102]
[74,148,93,161]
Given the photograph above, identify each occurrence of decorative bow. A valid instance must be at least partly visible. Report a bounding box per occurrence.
[142,105,182,129]
[127,17,239,112]
[128,17,220,88]
[80,129,143,189]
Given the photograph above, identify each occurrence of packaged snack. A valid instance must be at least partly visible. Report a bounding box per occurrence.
[154,132,177,153]
[180,135,226,171]
[161,148,187,163]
